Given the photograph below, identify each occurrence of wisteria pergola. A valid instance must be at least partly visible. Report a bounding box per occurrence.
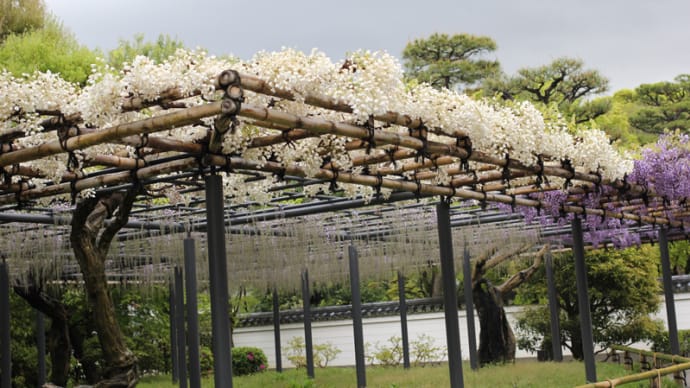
[0,50,686,387]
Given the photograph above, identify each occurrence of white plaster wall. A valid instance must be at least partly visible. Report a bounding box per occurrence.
[233,293,690,368]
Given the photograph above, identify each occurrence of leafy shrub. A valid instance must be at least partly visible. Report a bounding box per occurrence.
[232,346,268,376]
[286,336,307,369]
[286,336,341,368]
[365,336,404,366]
[199,345,214,375]
[412,333,445,366]
[365,334,444,367]
[313,342,341,368]
[651,329,690,356]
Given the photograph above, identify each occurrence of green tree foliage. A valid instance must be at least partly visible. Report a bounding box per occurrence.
[668,240,690,275]
[402,32,499,90]
[108,33,185,69]
[0,0,45,41]
[484,57,610,123]
[516,247,663,360]
[0,18,97,84]
[629,75,690,134]
[594,89,658,149]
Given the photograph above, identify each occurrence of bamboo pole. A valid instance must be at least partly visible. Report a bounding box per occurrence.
[0,102,221,168]
[575,361,690,388]
[204,155,680,227]
[235,102,645,196]
[1,148,677,228]
[609,345,690,363]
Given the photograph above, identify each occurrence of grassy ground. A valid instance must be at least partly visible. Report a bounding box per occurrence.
[138,360,674,387]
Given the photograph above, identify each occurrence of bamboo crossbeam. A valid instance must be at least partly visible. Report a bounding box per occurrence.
[237,73,426,131]
[0,102,222,168]
[576,361,690,387]
[609,344,690,363]
[235,102,644,197]
[204,155,679,228]
[1,150,677,228]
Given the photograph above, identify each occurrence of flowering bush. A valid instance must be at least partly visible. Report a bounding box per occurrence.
[231,346,268,376]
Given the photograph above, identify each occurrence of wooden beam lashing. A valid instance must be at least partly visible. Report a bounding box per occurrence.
[208,70,243,154]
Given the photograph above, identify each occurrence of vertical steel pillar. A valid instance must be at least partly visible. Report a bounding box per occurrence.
[659,228,680,355]
[572,217,597,383]
[462,243,478,370]
[436,202,464,388]
[545,249,563,362]
[205,174,233,387]
[348,246,366,388]
[184,237,202,388]
[397,271,411,369]
[301,269,315,379]
[0,260,10,388]
[174,267,188,388]
[169,280,178,383]
[272,288,283,372]
[36,311,46,387]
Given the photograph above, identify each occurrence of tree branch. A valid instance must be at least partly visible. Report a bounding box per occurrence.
[471,243,501,286]
[483,242,535,272]
[497,244,548,294]
[97,187,140,255]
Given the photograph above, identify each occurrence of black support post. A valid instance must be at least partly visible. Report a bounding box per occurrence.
[169,280,178,384]
[174,267,188,388]
[0,260,10,388]
[272,288,282,372]
[184,237,202,388]
[205,174,233,387]
[572,217,596,383]
[545,249,563,362]
[348,245,367,388]
[436,202,464,388]
[659,228,680,355]
[301,269,315,379]
[397,271,410,369]
[462,243,478,371]
[36,311,46,387]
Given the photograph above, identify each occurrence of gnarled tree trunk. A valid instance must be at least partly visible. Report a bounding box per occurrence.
[70,189,140,387]
[473,278,515,364]
[472,244,547,366]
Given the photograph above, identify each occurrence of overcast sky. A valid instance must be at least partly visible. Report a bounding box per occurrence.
[44,0,690,93]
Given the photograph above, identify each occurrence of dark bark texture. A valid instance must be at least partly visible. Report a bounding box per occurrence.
[70,189,140,387]
[471,244,547,366]
[473,279,515,365]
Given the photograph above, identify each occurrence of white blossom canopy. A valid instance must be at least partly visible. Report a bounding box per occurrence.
[0,49,680,288]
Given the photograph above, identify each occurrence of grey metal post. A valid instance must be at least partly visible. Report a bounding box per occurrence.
[169,280,178,383]
[205,174,233,387]
[545,249,563,362]
[436,202,464,388]
[572,217,596,383]
[397,271,411,369]
[301,269,315,379]
[659,228,680,355]
[272,288,283,372]
[0,260,10,388]
[36,311,46,387]
[184,237,202,388]
[174,267,188,388]
[348,245,366,388]
[462,243,478,371]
